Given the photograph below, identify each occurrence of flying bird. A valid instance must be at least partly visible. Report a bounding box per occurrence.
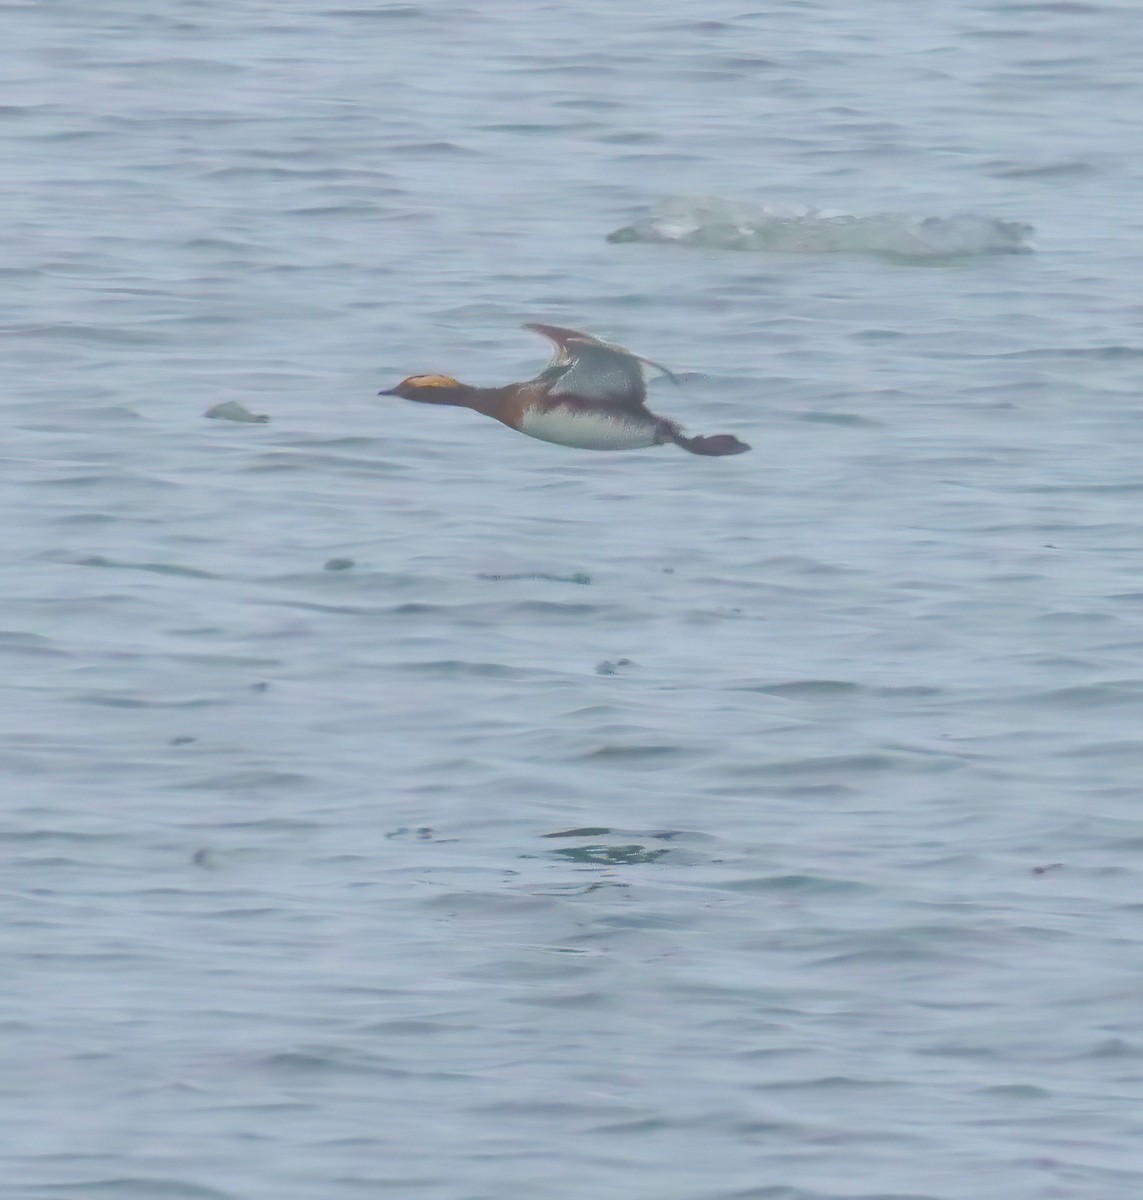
[381,323,750,456]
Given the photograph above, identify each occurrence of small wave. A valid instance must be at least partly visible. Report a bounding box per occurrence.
[608,196,1034,260]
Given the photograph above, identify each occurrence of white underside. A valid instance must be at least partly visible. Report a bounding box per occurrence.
[517,407,660,451]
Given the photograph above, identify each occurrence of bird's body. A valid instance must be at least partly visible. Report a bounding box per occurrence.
[517,403,660,451]
[381,324,750,457]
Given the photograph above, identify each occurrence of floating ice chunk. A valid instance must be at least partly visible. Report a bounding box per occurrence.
[204,400,269,423]
[608,196,1033,260]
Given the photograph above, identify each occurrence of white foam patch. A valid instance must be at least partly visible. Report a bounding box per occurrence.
[609,196,1034,260]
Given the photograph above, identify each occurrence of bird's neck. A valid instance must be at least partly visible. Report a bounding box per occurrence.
[451,383,521,419]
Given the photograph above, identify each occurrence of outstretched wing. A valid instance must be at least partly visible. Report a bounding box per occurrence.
[524,323,678,413]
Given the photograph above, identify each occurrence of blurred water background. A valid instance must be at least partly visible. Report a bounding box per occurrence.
[5,2,1143,1197]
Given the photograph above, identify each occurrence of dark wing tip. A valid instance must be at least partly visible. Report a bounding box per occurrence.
[524,322,598,346]
[525,322,677,377]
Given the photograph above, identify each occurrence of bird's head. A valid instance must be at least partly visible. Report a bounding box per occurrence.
[379,374,464,403]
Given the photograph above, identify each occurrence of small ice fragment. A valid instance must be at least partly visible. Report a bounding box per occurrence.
[204,400,269,423]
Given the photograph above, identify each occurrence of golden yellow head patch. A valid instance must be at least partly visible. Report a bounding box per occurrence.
[407,374,460,388]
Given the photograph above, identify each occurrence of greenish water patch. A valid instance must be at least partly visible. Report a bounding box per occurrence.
[73,555,217,579]
[479,571,592,585]
[548,842,670,865]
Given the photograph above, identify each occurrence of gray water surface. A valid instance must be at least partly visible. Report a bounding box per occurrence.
[5,3,1143,1198]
